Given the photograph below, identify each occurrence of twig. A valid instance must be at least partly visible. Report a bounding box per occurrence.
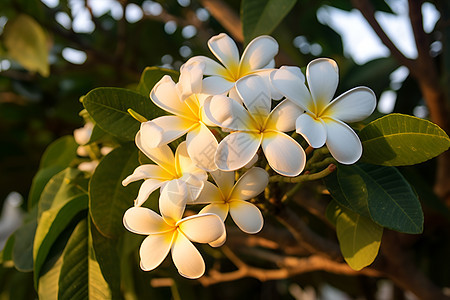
[270,163,336,183]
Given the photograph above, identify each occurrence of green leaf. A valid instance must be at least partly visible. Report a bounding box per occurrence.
[336,205,383,271]
[360,113,450,166]
[325,163,423,234]
[12,207,38,272]
[242,0,297,44]
[82,87,164,141]
[3,14,50,76]
[89,143,140,238]
[0,234,15,264]
[137,66,179,97]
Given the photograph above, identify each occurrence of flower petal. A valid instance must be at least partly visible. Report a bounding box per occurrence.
[204,95,258,131]
[202,76,235,95]
[185,55,228,76]
[140,116,194,148]
[175,141,207,181]
[324,118,363,164]
[150,75,192,117]
[123,206,172,234]
[254,69,283,100]
[122,164,172,186]
[135,179,166,207]
[180,173,205,202]
[188,181,223,204]
[323,87,377,123]
[159,179,188,224]
[208,33,240,75]
[210,169,235,197]
[229,200,263,234]
[230,167,269,201]
[306,58,339,111]
[140,233,174,271]
[295,113,327,148]
[270,67,313,112]
[178,213,225,243]
[199,203,229,220]
[236,74,271,120]
[227,86,244,104]
[177,62,204,101]
[171,232,205,279]
[209,230,227,247]
[261,131,305,176]
[186,123,218,171]
[135,131,177,176]
[240,35,278,72]
[266,99,304,132]
[215,132,262,171]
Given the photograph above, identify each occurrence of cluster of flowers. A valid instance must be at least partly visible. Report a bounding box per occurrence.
[122,33,377,279]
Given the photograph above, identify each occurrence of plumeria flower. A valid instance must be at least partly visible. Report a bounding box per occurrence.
[122,140,207,207]
[185,33,282,101]
[204,74,305,176]
[189,167,268,234]
[123,180,225,279]
[144,66,218,171]
[270,58,376,164]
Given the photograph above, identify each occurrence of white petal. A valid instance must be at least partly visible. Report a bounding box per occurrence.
[123,206,172,234]
[199,203,229,221]
[261,132,306,176]
[135,131,177,175]
[208,33,240,74]
[140,117,194,148]
[186,123,218,171]
[175,141,208,182]
[227,86,243,104]
[188,181,223,204]
[178,213,225,243]
[135,179,166,207]
[202,76,235,95]
[270,67,313,112]
[230,167,269,201]
[264,59,275,69]
[185,55,227,76]
[122,164,171,186]
[236,74,271,120]
[180,173,205,202]
[323,87,377,123]
[204,95,258,131]
[150,75,192,116]
[209,229,227,247]
[210,169,235,197]
[240,35,278,72]
[324,118,363,164]
[215,132,262,171]
[295,113,327,148]
[266,99,304,132]
[229,200,263,234]
[254,69,283,100]
[171,232,205,279]
[178,61,204,101]
[244,153,259,169]
[140,233,174,271]
[306,58,339,111]
[159,179,188,224]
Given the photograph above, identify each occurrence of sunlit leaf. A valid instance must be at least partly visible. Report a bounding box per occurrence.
[241,0,297,44]
[360,114,450,166]
[3,14,50,76]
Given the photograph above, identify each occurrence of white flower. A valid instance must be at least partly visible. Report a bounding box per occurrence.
[271,58,377,164]
[145,67,218,171]
[186,33,282,101]
[122,141,206,207]
[204,74,305,176]
[73,122,94,145]
[189,167,268,234]
[123,180,225,279]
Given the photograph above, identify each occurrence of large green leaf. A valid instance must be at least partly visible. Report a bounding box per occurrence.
[3,14,50,76]
[325,163,423,234]
[336,205,383,271]
[12,208,37,272]
[137,66,179,97]
[241,0,297,44]
[89,143,140,238]
[360,114,450,166]
[82,87,163,141]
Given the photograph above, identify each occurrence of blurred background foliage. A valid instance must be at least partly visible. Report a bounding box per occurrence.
[0,0,449,299]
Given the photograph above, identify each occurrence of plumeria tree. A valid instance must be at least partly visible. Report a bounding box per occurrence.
[1,0,450,299]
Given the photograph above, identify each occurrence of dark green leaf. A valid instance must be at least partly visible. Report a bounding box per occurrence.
[137,66,179,97]
[242,0,297,44]
[360,114,450,166]
[39,136,78,169]
[82,87,163,141]
[12,207,38,272]
[89,143,140,238]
